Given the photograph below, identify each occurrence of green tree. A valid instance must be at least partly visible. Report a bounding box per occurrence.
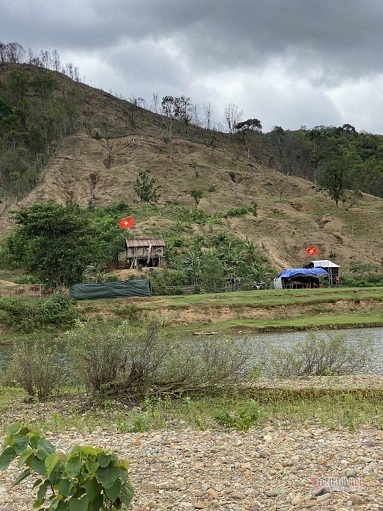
[5,201,103,288]
[200,250,225,292]
[319,149,360,211]
[234,118,262,132]
[89,205,131,267]
[189,188,203,208]
[134,170,161,204]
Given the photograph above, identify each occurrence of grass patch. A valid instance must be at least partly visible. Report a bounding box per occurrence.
[1,385,383,434]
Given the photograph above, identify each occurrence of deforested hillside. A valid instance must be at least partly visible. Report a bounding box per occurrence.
[1,62,383,274]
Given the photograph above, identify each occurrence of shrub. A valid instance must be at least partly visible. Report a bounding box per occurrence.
[148,268,189,295]
[214,399,259,431]
[6,340,64,400]
[264,332,373,378]
[0,293,80,332]
[0,422,133,510]
[66,320,130,394]
[38,292,80,329]
[65,320,251,400]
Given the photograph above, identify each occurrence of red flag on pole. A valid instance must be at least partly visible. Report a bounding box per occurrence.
[118,217,134,229]
[305,245,318,256]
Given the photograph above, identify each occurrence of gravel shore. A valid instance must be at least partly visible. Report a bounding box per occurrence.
[1,376,383,510]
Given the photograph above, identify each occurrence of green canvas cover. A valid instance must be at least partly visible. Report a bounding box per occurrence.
[69,279,152,300]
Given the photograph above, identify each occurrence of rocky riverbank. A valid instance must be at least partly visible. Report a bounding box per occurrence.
[1,425,383,510]
[1,376,383,510]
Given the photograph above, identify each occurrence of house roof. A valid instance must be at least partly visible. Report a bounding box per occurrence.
[276,268,328,279]
[311,260,340,268]
[125,238,165,248]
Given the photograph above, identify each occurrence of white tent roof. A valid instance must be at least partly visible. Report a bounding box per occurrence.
[311,260,340,268]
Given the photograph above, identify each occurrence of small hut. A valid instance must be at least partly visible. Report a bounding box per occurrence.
[125,238,165,268]
[308,260,340,285]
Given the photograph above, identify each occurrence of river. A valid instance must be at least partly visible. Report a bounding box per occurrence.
[1,327,383,374]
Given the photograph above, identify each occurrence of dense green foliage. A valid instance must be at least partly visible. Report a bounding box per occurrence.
[134,170,161,203]
[265,124,383,199]
[4,201,103,288]
[0,199,272,293]
[0,422,133,510]
[0,292,79,331]
[0,67,80,198]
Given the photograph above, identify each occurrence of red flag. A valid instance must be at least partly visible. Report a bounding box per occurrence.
[118,217,134,229]
[305,245,318,256]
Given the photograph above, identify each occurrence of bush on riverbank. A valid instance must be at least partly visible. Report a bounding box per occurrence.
[4,339,65,400]
[263,332,373,377]
[64,318,251,401]
[0,292,80,332]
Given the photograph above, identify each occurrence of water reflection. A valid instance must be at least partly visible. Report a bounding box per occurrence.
[241,327,383,375]
[1,327,383,374]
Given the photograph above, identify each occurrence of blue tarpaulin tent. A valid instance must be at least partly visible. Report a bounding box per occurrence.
[276,268,328,279]
[274,268,328,289]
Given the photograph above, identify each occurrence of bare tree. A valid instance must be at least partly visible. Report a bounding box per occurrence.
[191,103,202,127]
[203,102,213,130]
[152,93,159,113]
[52,49,61,72]
[224,104,243,133]
[5,42,26,63]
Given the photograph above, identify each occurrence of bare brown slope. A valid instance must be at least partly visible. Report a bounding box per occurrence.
[0,73,382,273]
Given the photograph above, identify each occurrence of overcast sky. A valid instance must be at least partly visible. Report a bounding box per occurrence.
[1,0,383,133]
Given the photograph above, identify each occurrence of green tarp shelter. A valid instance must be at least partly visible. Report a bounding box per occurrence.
[69,279,152,300]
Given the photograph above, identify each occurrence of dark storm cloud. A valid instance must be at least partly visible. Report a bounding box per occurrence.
[3,0,383,80]
[1,0,383,132]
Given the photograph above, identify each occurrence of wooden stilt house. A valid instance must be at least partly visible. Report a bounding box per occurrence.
[125,238,165,268]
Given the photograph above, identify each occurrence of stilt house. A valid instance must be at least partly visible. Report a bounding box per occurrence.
[125,238,165,268]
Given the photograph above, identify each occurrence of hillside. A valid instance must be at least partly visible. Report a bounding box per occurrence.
[1,64,383,274]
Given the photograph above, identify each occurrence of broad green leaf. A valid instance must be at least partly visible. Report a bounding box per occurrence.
[12,468,31,486]
[83,478,102,502]
[17,447,33,468]
[48,466,64,485]
[58,477,73,497]
[79,446,98,456]
[36,439,56,459]
[119,458,129,470]
[29,454,47,475]
[5,422,23,438]
[91,493,104,509]
[68,445,81,456]
[49,494,64,510]
[96,465,120,489]
[84,455,98,475]
[65,455,82,478]
[28,432,41,450]
[68,494,89,511]
[104,478,122,502]
[97,452,112,468]
[0,446,16,470]
[118,466,128,483]
[37,479,50,503]
[119,482,134,506]
[32,478,43,489]
[13,435,30,454]
[45,452,60,478]
[56,501,68,511]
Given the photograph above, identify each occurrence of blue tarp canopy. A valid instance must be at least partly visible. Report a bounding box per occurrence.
[276,268,328,279]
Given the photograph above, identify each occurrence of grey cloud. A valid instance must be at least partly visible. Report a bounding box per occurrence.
[1,0,383,132]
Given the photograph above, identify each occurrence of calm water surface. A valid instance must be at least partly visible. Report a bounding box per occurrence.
[1,327,383,373]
